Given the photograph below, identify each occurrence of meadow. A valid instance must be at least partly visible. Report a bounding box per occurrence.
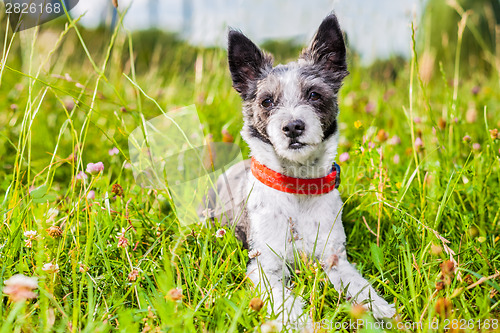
[0,3,499,333]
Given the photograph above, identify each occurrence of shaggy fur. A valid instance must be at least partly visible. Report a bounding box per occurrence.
[207,13,396,329]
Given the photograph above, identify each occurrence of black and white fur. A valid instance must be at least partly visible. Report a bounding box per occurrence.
[211,13,395,329]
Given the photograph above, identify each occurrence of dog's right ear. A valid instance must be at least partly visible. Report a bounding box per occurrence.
[228,30,273,99]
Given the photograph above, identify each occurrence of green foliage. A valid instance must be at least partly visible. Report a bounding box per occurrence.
[260,39,304,64]
[0,6,499,333]
[422,0,499,75]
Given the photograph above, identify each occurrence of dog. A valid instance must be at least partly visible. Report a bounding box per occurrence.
[202,12,396,329]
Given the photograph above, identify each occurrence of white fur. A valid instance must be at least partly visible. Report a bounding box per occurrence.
[227,29,395,330]
[239,127,395,329]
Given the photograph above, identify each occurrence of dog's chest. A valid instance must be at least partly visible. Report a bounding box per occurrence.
[246,173,346,259]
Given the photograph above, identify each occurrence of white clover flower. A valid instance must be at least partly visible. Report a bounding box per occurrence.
[24,230,38,248]
[3,274,38,302]
[42,263,59,274]
[24,230,37,240]
[248,249,261,259]
[215,229,226,238]
[261,320,279,333]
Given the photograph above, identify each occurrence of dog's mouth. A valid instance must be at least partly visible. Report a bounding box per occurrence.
[289,141,306,149]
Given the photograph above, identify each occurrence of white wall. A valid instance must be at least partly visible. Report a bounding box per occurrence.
[70,0,422,64]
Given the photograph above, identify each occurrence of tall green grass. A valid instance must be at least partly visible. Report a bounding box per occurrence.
[0,3,499,333]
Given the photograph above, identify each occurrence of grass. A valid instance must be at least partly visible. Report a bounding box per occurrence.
[0,5,499,333]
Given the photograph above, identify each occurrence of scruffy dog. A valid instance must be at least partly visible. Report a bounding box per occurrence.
[205,13,395,329]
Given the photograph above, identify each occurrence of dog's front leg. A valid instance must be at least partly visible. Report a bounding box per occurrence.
[247,255,308,328]
[323,251,396,319]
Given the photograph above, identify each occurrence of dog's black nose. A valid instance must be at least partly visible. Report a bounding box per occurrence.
[282,120,305,138]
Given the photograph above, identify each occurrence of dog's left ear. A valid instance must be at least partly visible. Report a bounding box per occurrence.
[301,13,348,77]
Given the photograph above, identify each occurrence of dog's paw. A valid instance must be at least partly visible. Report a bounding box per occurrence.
[369,298,396,319]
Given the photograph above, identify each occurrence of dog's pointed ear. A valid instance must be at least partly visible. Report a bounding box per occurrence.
[228,29,273,99]
[301,13,348,76]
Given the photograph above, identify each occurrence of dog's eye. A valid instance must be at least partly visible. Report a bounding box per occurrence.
[261,98,274,108]
[309,91,321,101]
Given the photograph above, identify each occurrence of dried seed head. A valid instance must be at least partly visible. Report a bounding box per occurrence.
[435,279,445,291]
[463,274,474,285]
[221,129,234,143]
[112,184,124,197]
[442,275,452,286]
[116,228,129,248]
[377,129,388,142]
[440,260,455,277]
[141,323,151,333]
[438,118,447,130]
[117,236,129,248]
[430,243,443,256]
[47,226,63,238]
[350,304,366,319]
[435,298,452,317]
[128,269,139,282]
[489,129,498,140]
[249,297,264,311]
[167,288,183,301]
[79,262,88,273]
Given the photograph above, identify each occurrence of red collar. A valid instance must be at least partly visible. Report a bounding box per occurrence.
[250,157,340,195]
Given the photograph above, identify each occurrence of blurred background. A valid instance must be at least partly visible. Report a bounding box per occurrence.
[72,0,421,65]
[0,0,498,177]
[69,0,498,70]
[0,3,498,329]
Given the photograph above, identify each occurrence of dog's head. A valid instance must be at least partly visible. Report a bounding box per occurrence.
[228,14,348,170]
